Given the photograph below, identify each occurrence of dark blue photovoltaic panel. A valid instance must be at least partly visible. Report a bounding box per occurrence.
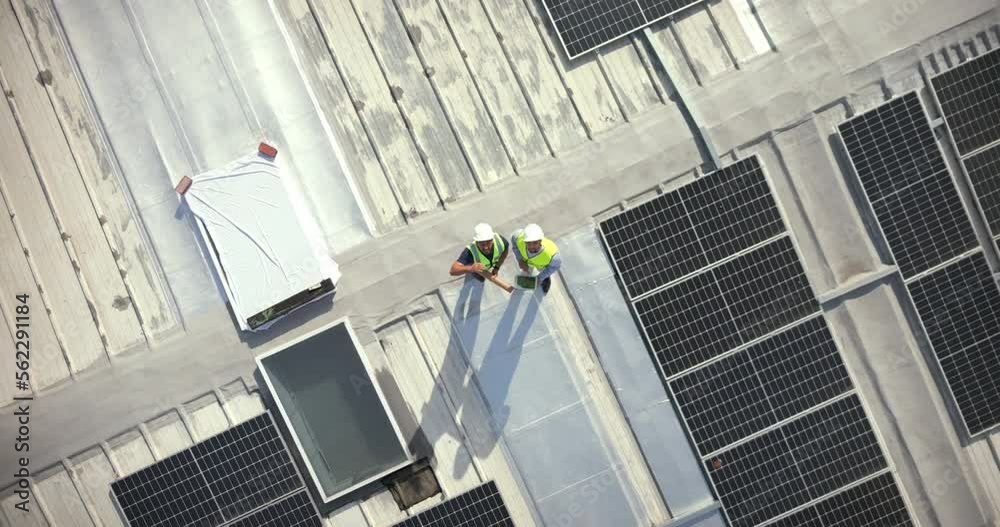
[635,237,818,377]
[764,473,912,527]
[815,473,913,527]
[111,450,222,527]
[543,0,703,58]
[393,481,513,527]
[908,253,1000,435]
[111,413,311,527]
[839,92,978,278]
[932,47,1000,156]
[601,156,783,298]
[706,396,886,527]
[192,414,302,521]
[671,317,852,455]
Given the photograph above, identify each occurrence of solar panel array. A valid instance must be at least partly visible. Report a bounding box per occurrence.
[599,156,912,526]
[931,47,1000,156]
[840,90,1000,436]
[392,481,513,527]
[111,413,320,527]
[839,92,978,278]
[542,0,703,58]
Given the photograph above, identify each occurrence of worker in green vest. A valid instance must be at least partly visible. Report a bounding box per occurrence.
[511,223,561,294]
[450,223,508,283]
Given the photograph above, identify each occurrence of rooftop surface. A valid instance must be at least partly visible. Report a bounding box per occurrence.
[2,0,1000,526]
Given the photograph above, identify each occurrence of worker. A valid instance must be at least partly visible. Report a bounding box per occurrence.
[450,223,509,282]
[511,223,561,294]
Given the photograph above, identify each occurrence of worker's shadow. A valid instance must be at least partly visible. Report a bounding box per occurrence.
[419,276,540,481]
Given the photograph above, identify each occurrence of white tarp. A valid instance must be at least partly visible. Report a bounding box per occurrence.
[185,152,340,330]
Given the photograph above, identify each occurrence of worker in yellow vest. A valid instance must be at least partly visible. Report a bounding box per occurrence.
[511,223,561,294]
[450,223,508,283]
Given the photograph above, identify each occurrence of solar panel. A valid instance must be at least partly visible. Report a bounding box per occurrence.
[111,412,310,527]
[543,0,646,59]
[814,473,913,527]
[682,157,786,265]
[542,0,703,58]
[839,92,978,278]
[192,414,303,521]
[225,490,321,527]
[600,156,784,298]
[931,47,1000,156]
[111,450,222,527]
[671,316,852,456]
[762,473,912,527]
[600,188,707,299]
[868,171,978,278]
[706,396,887,527]
[963,143,1000,236]
[908,253,1000,434]
[392,481,513,527]
[635,236,818,377]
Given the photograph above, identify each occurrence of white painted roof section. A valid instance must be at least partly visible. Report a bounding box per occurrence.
[185,153,340,330]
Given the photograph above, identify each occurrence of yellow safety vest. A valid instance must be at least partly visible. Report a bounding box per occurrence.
[469,235,505,270]
[516,233,558,269]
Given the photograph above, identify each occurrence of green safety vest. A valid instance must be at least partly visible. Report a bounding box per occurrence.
[469,235,505,270]
[515,232,558,269]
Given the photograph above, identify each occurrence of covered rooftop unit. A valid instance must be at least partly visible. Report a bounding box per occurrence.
[181,147,341,331]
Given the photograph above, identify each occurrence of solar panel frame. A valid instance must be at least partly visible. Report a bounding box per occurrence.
[930,47,1000,157]
[392,481,514,527]
[541,0,705,59]
[838,91,980,279]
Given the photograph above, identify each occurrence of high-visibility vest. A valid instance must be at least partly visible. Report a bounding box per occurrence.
[469,235,505,270]
[516,232,558,269]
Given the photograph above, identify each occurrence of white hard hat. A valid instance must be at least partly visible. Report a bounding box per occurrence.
[523,223,544,242]
[473,223,495,242]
